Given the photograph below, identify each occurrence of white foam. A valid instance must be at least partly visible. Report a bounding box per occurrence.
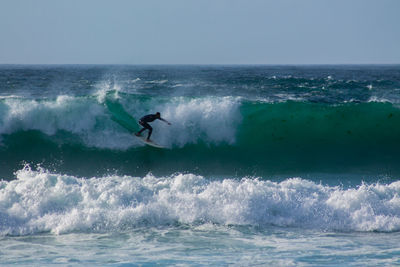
[0,95,23,99]
[0,95,135,149]
[156,96,242,147]
[129,78,141,83]
[145,80,168,84]
[1,168,400,235]
[1,95,100,135]
[367,96,390,103]
[274,93,305,102]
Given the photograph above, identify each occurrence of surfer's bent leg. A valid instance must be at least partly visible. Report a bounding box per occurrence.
[137,120,149,135]
[146,125,153,140]
[137,120,152,140]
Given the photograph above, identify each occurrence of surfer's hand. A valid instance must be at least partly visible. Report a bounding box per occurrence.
[168,122,171,125]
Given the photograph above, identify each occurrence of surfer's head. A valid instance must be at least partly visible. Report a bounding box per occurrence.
[156,112,161,118]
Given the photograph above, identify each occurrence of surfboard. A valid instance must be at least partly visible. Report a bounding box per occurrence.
[134,134,165,148]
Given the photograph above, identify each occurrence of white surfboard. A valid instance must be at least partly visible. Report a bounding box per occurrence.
[134,134,165,148]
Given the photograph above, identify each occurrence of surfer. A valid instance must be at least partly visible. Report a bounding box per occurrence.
[135,112,171,141]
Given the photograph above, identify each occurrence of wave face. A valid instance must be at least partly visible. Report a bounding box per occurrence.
[1,167,400,235]
[1,92,400,178]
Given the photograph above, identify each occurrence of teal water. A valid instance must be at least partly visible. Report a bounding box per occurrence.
[2,228,400,266]
[1,65,400,265]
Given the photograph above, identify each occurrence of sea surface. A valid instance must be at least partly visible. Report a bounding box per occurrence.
[1,65,400,266]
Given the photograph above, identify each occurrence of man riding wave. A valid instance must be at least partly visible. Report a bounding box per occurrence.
[135,112,171,141]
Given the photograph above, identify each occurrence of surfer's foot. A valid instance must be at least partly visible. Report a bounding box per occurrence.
[135,133,141,137]
[146,138,151,141]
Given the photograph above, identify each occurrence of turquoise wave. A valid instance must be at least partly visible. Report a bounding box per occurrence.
[0,93,400,179]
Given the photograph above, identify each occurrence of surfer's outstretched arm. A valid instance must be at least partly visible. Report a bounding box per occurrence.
[159,117,171,125]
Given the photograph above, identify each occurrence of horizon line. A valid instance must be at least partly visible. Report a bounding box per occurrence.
[1,63,399,66]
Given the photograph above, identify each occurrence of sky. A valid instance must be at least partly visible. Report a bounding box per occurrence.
[0,0,399,64]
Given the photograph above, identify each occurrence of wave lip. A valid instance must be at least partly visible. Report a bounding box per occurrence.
[1,167,400,236]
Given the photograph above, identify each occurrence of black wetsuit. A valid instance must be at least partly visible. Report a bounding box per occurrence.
[137,114,162,140]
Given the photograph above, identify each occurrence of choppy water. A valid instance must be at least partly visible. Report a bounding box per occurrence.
[1,65,400,266]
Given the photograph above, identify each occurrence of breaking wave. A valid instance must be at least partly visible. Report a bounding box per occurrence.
[1,167,400,235]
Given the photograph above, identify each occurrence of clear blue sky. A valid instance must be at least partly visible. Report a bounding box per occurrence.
[0,0,399,64]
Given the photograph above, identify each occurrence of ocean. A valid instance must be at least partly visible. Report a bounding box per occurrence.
[1,65,400,266]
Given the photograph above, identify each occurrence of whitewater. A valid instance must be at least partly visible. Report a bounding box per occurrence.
[1,65,400,266]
